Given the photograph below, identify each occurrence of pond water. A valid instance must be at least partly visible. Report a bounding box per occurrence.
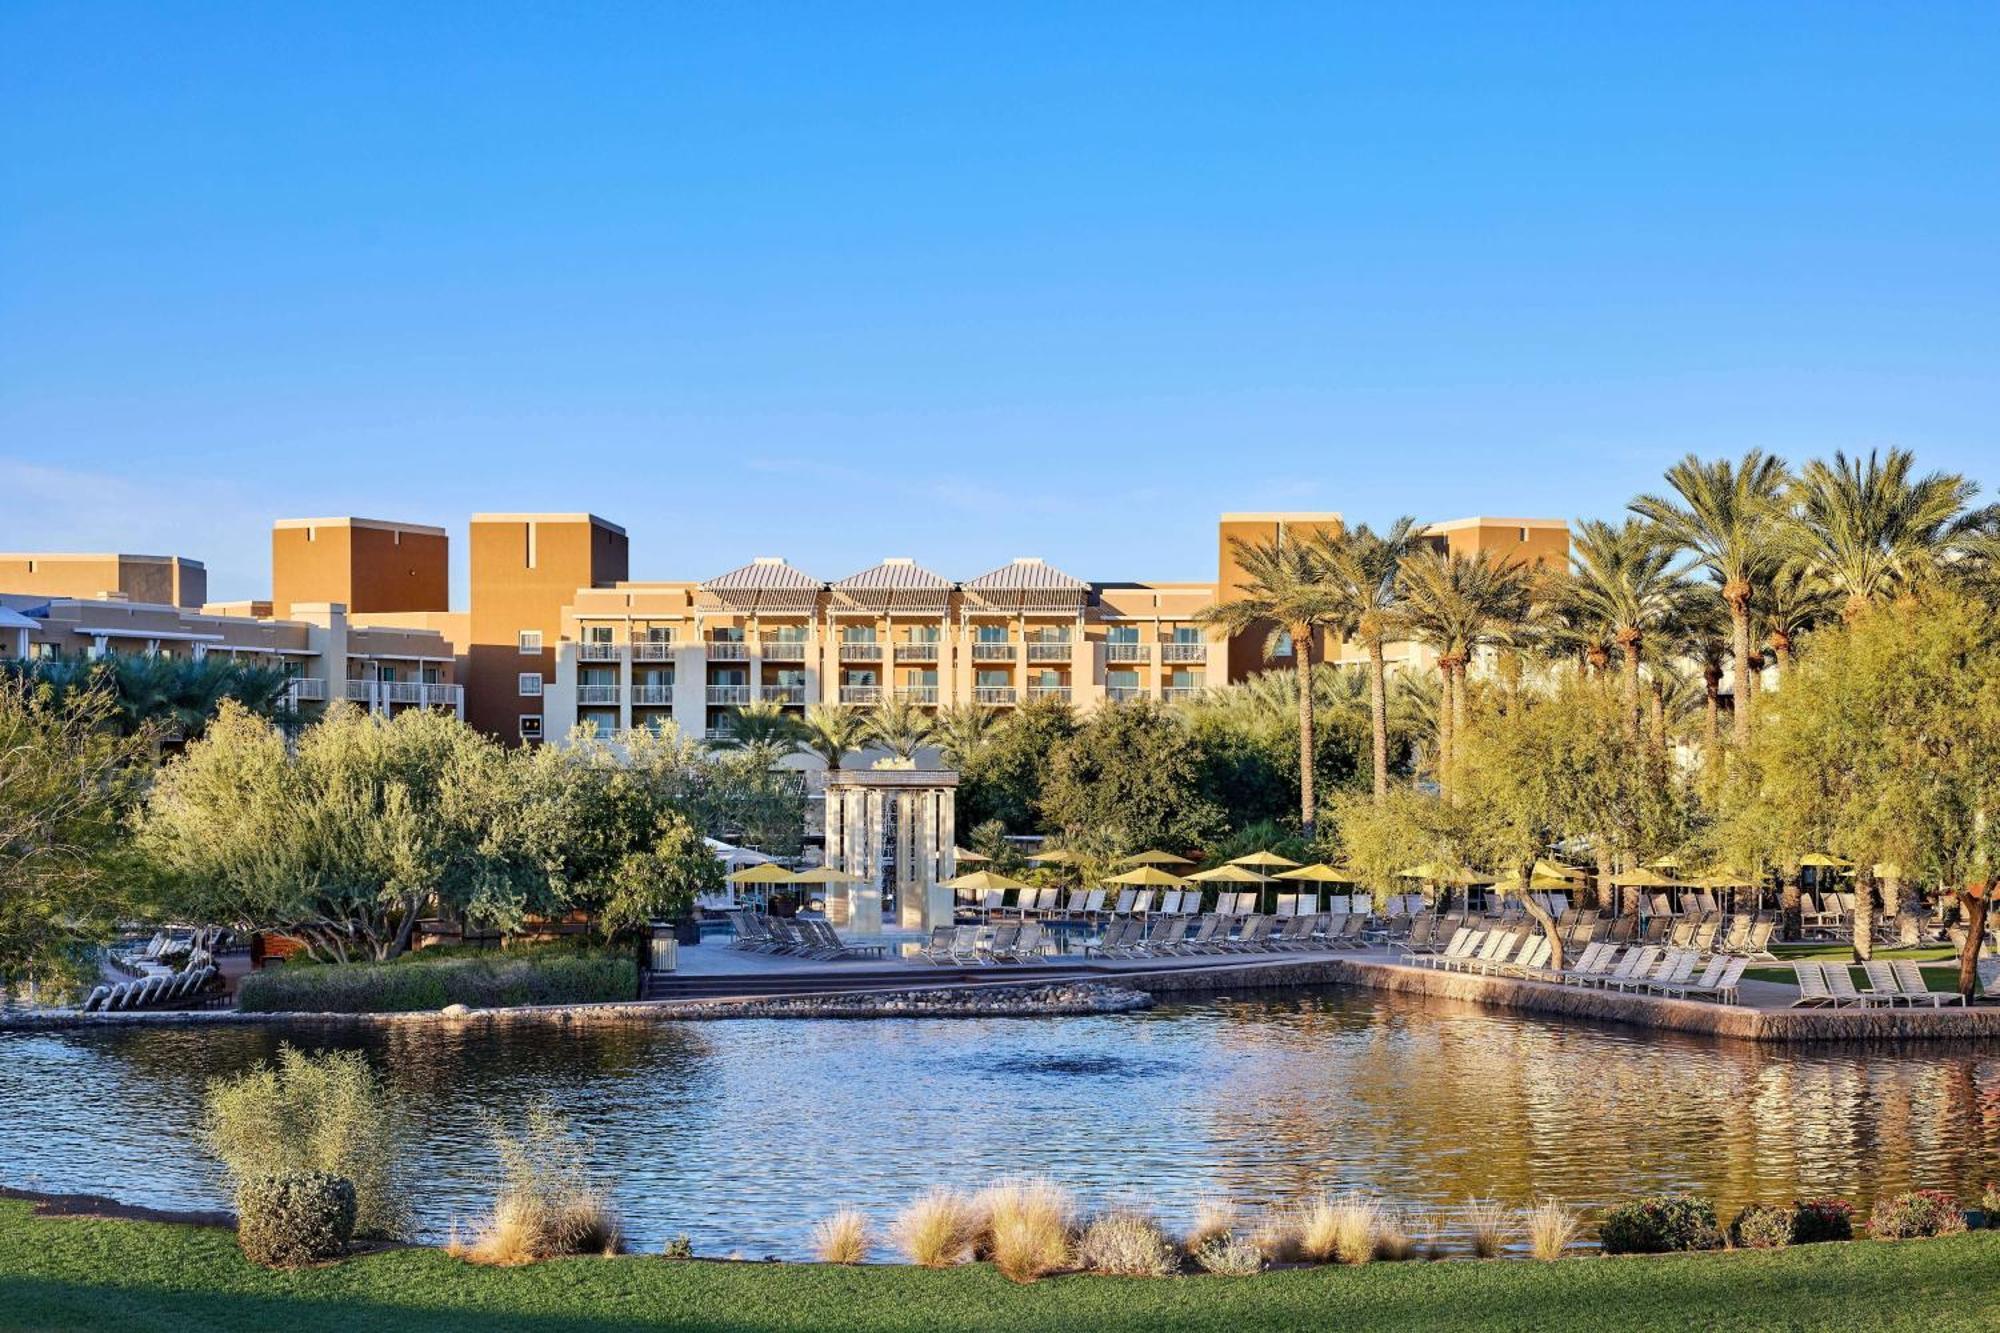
[6,987,1999,1256]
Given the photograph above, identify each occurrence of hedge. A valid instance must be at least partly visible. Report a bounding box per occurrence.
[238,952,636,1013]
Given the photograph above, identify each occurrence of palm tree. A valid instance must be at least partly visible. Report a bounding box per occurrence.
[1198,527,1348,835]
[932,702,998,769]
[1399,548,1533,796]
[1544,519,1691,734]
[1632,450,1791,746]
[1756,562,1836,681]
[712,699,802,767]
[868,695,935,762]
[1672,586,1732,759]
[1318,516,1419,802]
[799,703,870,773]
[1388,670,1439,787]
[1784,448,1992,619]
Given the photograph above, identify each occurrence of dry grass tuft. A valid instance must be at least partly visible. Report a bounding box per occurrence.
[891,1188,982,1268]
[1374,1207,1417,1262]
[1463,1197,1514,1259]
[1184,1198,1238,1253]
[1524,1197,1580,1260]
[1075,1210,1177,1277]
[1409,1206,1448,1261]
[458,1103,621,1266]
[810,1208,872,1265]
[1192,1232,1263,1276]
[1287,1194,1386,1264]
[973,1178,1076,1283]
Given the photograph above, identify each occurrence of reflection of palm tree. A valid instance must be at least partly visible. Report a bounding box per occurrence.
[1785,447,1990,619]
[1320,517,1419,802]
[868,695,934,762]
[800,704,869,773]
[1633,450,1790,744]
[1199,528,1347,835]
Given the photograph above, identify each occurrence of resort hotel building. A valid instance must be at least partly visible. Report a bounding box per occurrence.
[1,512,1568,752]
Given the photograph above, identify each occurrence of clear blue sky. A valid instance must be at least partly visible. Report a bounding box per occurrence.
[3,3,1995,603]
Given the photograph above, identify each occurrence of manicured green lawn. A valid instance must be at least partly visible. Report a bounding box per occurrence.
[5,1201,2000,1332]
[1748,945,1965,990]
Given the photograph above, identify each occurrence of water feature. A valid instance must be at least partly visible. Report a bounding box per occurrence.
[5,986,1997,1257]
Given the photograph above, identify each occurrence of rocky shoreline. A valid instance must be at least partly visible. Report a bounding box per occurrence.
[669,982,1155,1020]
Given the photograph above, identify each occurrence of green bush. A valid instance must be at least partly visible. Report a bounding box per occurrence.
[239,952,636,1013]
[1729,1204,1793,1249]
[235,1171,356,1268]
[1869,1190,1967,1240]
[1597,1194,1723,1255]
[1791,1198,1855,1243]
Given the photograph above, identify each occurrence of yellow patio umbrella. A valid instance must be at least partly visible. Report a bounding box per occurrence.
[950,848,990,864]
[1117,849,1194,868]
[1188,863,1267,883]
[1872,863,1902,879]
[1797,852,1854,870]
[1694,864,1754,887]
[1607,866,1683,888]
[942,869,1034,893]
[1531,859,1585,882]
[725,863,796,884]
[1102,866,1191,887]
[787,865,869,885]
[1395,862,1487,884]
[1028,848,1089,866]
[1646,854,1686,870]
[1275,863,1358,883]
[1228,850,1303,870]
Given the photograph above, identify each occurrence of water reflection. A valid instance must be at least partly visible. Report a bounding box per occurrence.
[4,988,1997,1257]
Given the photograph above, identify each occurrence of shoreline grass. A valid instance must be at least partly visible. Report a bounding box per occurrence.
[5,1200,1999,1332]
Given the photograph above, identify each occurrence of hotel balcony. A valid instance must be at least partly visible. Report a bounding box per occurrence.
[632,685,674,706]
[578,642,622,662]
[1163,685,1203,701]
[284,677,327,702]
[1027,684,1071,701]
[896,685,939,704]
[633,641,675,662]
[344,680,374,702]
[706,684,752,705]
[838,643,882,662]
[762,642,808,662]
[839,684,882,705]
[1162,643,1207,662]
[973,685,1017,705]
[1104,643,1147,663]
[1026,642,1071,662]
[703,726,736,742]
[894,643,939,662]
[761,684,808,704]
[577,684,620,705]
[707,642,749,661]
[971,643,1016,661]
[1106,685,1147,703]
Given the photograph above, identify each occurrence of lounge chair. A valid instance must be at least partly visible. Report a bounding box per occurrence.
[919,926,959,964]
[1556,942,1619,985]
[1085,919,1136,958]
[1656,953,1731,1000]
[1790,961,1837,1007]
[1821,963,1889,1008]
[1890,959,1963,1008]
[1221,914,1274,952]
[1500,935,1553,977]
[1591,945,1659,989]
[1136,917,1189,956]
[804,920,888,961]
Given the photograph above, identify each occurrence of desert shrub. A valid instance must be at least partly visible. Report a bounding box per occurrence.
[1289,1194,1382,1265]
[1598,1194,1723,1255]
[661,1234,694,1259]
[203,1046,408,1239]
[1076,1210,1177,1277]
[1869,1189,1967,1240]
[811,1209,871,1265]
[235,1171,356,1268]
[1462,1197,1513,1258]
[238,953,635,1014]
[891,1189,982,1268]
[1192,1233,1263,1276]
[1524,1198,1581,1260]
[457,1102,621,1265]
[1184,1199,1237,1254]
[974,1178,1075,1282]
[1791,1198,1855,1243]
[1730,1204,1794,1249]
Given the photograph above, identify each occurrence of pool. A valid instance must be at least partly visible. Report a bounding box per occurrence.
[5,986,1995,1256]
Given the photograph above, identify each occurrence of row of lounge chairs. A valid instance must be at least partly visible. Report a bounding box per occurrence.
[82,964,221,1012]
[1405,930,1751,1003]
[920,923,1054,964]
[962,887,1395,922]
[1790,960,1966,1008]
[1083,912,1373,959]
[723,911,886,961]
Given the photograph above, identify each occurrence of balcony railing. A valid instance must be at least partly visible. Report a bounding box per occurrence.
[762,684,807,704]
[344,680,374,701]
[632,685,674,706]
[973,685,1017,705]
[577,684,620,704]
[706,684,751,705]
[894,643,939,662]
[707,642,749,660]
[284,677,326,701]
[578,642,622,661]
[1027,684,1071,701]
[896,685,939,704]
[703,727,736,742]
[839,684,881,705]
[1162,642,1207,661]
[762,642,808,662]
[1163,685,1203,701]
[421,683,462,708]
[1105,643,1147,662]
[838,643,882,662]
[633,641,676,661]
[971,643,1016,661]
[1027,642,1071,661]
[1106,686,1147,702]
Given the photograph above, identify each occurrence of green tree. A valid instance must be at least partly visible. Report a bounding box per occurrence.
[3,652,294,740]
[1039,700,1225,853]
[868,695,935,762]
[799,704,869,773]
[932,702,999,770]
[1544,519,1692,736]
[1784,448,1992,620]
[1400,548,1534,796]
[1318,517,1420,801]
[955,696,1078,833]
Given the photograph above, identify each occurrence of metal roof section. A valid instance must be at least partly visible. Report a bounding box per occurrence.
[961,557,1092,613]
[830,558,954,614]
[699,557,824,614]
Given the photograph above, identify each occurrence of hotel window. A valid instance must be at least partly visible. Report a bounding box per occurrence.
[903,668,938,688]
[975,669,1011,688]
[643,626,675,644]
[1273,630,1294,657]
[378,665,398,684]
[518,630,543,654]
[1032,669,1063,687]
[843,668,879,686]
[772,668,807,688]
[1029,625,1069,643]
[1170,625,1203,644]
[710,667,748,685]
[1107,669,1140,690]
[585,625,614,645]
[841,625,878,643]
[421,665,441,684]
[1169,668,1200,690]
[1105,625,1139,645]
[518,673,543,696]
[907,625,941,643]
[975,624,1009,643]
[518,715,544,741]
[767,625,809,643]
[709,626,745,642]
[580,667,617,688]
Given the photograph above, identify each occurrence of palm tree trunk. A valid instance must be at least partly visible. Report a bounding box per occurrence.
[1728,594,1753,745]
[1294,624,1316,837]
[1368,637,1389,804]
[1648,680,1666,751]
[1851,868,1875,963]
[1435,662,1455,801]
[1595,846,1615,915]
[1880,870,1901,926]
[1620,639,1642,735]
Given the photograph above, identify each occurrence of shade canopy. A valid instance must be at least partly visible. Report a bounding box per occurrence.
[942,869,1033,892]
[1532,859,1585,881]
[951,848,990,864]
[1118,849,1194,868]
[1228,850,1303,870]
[725,863,797,885]
[1694,863,1754,887]
[1646,854,1686,870]
[1188,864,1268,884]
[1798,853,1854,869]
[1028,848,1089,865]
[1103,866,1191,887]
[1276,863,1358,883]
[1607,866,1683,888]
[1396,862,1489,884]
[787,865,869,885]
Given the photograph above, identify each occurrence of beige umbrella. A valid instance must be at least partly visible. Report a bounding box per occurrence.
[1275,863,1357,883]
[1103,866,1190,887]
[1694,864,1754,887]
[787,865,868,885]
[942,869,1033,893]
[726,863,796,884]
[1028,848,1089,865]
[1798,852,1854,870]
[1532,859,1585,882]
[1188,864,1266,883]
[1229,850,1303,870]
[951,848,990,864]
[1646,854,1686,870]
[1607,866,1683,888]
[1117,849,1194,868]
